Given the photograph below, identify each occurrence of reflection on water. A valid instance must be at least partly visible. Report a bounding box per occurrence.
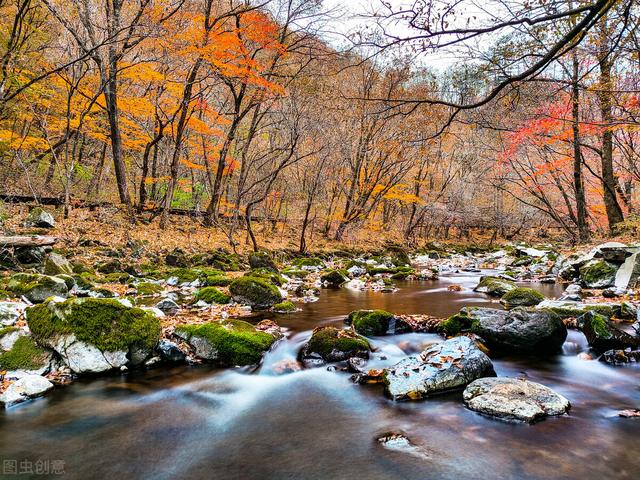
[1,273,639,480]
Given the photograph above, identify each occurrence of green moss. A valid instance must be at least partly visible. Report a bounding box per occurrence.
[245,268,286,286]
[165,268,200,283]
[27,298,161,352]
[0,289,12,300]
[588,313,612,338]
[384,246,411,266]
[292,257,325,268]
[474,276,516,296]
[0,336,49,370]
[99,272,132,284]
[175,320,276,366]
[273,301,296,312]
[439,311,476,336]
[320,269,349,286]
[0,326,19,338]
[7,273,68,302]
[500,287,544,309]
[282,268,309,279]
[391,268,415,280]
[136,282,164,296]
[71,262,94,274]
[306,326,370,359]
[343,260,368,270]
[348,309,395,336]
[546,304,615,319]
[579,260,616,287]
[195,287,231,304]
[203,275,233,287]
[248,251,279,272]
[229,276,282,308]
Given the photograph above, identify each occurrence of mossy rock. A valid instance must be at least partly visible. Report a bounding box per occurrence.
[304,326,370,362]
[165,248,190,268]
[342,260,368,270]
[440,311,477,337]
[579,311,640,353]
[473,276,517,297]
[391,268,415,280]
[579,260,617,288]
[202,275,233,287]
[8,273,68,303]
[320,269,349,287]
[273,301,296,313]
[71,262,95,275]
[55,274,76,290]
[175,320,277,366]
[136,282,164,296]
[245,268,286,286]
[0,335,50,371]
[229,276,283,309]
[164,268,201,283]
[248,251,278,272]
[72,273,95,290]
[347,309,409,336]
[194,287,231,304]
[44,253,73,275]
[192,249,242,271]
[500,288,544,309]
[292,257,325,269]
[384,246,411,266]
[282,267,310,279]
[100,272,133,284]
[26,298,161,352]
[24,207,55,228]
[512,256,533,267]
[96,259,122,274]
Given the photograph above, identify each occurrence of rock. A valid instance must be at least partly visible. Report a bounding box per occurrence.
[174,319,278,366]
[273,300,296,313]
[596,245,633,263]
[377,433,429,459]
[155,298,180,316]
[301,326,370,365]
[463,377,570,423]
[194,286,230,304]
[579,260,617,288]
[229,276,283,309]
[0,328,27,351]
[614,251,640,289]
[165,248,190,267]
[565,284,582,295]
[535,300,619,319]
[500,287,545,309]
[383,336,494,401]
[516,246,549,258]
[320,269,349,287]
[384,246,411,266]
[14,246,47,265]
[0,302,26,326]
[473,276,517,297]
[618,409,640,418]
[44,253,73,275]
[602,348,640,365]
[255,319,285,338]
[248,251,278,272]
[26,297,161,374]
[156,339,186,363]
[0,375,54,408]
[346,309,410,336]
[441,307,566,354]
[579,311,640,353]
[24,207,55,228]
[0,335,53,375]
[7,273,68,303]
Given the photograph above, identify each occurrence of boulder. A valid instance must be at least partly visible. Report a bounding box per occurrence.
[156,339,186,363]
[155,298,180,316]
[463,377,570,423]
[614,251,640,290]
[248,251,278,272]
[174,319,278,366]
[0,335,53,374]
[383,336,494,401]
[229,276,283,309]
[301,326,370,365]
[24,207,55,228]
[346,309,410,336]
[0,302,26,326]
[384,246,411,266]
[14,246,47,265]
[500,287,544,309]
[535,300,619,319]
[26,297,161,374]
[441,307,566,354]
[320,269,349,287]
[579,260,617,288]
[44,253,73,275]
[165,248,190,268]
[473,276,516,297]
[0,375,54,408]
[8,273,68,303]
[579,311,640,353]
[194,286,231,304]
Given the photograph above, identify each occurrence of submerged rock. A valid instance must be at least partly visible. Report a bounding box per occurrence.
[473,276,516,297]
[383,336,494,401]
[376,432,429,459]
[347,309,410,336]
[26,297,161,373]
[442,307,566,354]
[579,311,640,353]
[463,377,570,423]
[229,276,283,309]
[174,319,278,366]
[0,375,54,408]
[500,287,545,309]
[301,326,370,365]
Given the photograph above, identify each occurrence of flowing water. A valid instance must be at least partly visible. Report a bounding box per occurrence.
[1,272,639,479]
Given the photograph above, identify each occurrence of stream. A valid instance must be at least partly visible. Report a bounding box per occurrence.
[1,271,639,479]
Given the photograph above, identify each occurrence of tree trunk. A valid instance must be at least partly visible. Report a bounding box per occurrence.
[571,47,589,242]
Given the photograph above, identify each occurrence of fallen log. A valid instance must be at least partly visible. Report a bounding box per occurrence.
[0,236,58,247]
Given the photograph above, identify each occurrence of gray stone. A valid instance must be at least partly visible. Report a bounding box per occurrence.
[45,334,128,373]
[463,377,570,422]
[44,253,73,275]
[0,302,26,326]
[383,336,494,401]
[155,298,180,316]
[157,339,186,363]
[24,208,55,228]
[0,375,54,408]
